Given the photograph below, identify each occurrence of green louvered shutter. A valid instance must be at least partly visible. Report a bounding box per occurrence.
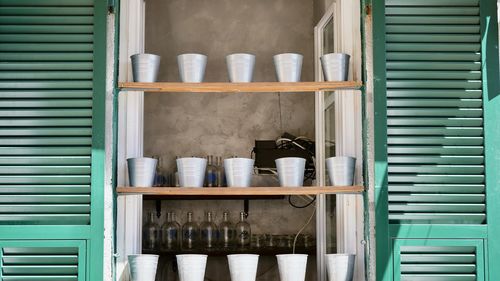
[394,239,484,281]
[0,240,86,281]
[374,0,500,280]
[0,0,107,280]
[0,0,95,225]
[385,0,485,224]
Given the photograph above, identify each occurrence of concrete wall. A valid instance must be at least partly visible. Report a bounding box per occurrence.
[143,0,320,280]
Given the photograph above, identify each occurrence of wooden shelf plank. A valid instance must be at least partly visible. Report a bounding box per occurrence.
[116,186,364,196]
[118,81,363,93]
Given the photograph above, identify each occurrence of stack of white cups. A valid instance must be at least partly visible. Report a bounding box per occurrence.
[128,254,159,281]
[276,254,308,281]
[176,254,208,281]
[228,254,259,281]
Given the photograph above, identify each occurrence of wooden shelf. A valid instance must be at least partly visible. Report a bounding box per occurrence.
[118,81,362,93]
[116,186,364,196]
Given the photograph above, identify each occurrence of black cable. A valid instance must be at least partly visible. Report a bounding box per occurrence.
[288,195,316,208]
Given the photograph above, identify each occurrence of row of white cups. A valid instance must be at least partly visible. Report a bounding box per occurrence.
[129,253,355,281]
[130,52,350,83]
[128,156,356,188]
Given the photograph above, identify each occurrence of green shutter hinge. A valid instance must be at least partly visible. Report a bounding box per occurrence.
[108,0,116,13]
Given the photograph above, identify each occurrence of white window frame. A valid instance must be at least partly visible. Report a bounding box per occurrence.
[116,1,365,280]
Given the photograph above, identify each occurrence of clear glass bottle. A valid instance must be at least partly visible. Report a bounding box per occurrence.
[216,156,224,187]
[143,212,160,250]
[174,156,180,187]
[154,156,165,187]
[206,155,216,187]
[200,212,218,249]
[219,211,234,248]
[161,212,181,250]
[182,212,199,250]
[235,212,251,248]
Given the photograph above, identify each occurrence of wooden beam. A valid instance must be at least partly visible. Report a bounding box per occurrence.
[119,81,363,93]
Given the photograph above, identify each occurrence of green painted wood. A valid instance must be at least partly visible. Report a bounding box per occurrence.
[387,71,481,80]
[0,185,90,194]
[387,80,482,89]
[0,25,92,34]
[386,89,482,98]
[388,165,484,174]
[388,137,483,145]
[388,146,483,155]
[0,166,91,175]
[0,205,90,214]
[386,25,480,34]
[388,156,484,164]
[0,109,92,117]
[3,255,78,265]
[0,63,93,71]
[0,34,93,43]
[0,137,92,146]
[401,254,476,263]
[386,0,478,5]
[386,16,479,25]
[388,99,482,107]
[0,100,91,108]
[386,34,480,43]
[389,203,485,212]
[385,7,479,16]
[0,44,93,52]
[387,118,482,127]
[0,176,91,184]
[387,127,483,136]
[0,16,93,25]
[387,108,483,117]
[389,194,484,203]
[0,129,92,136]
[0,147,91,155]
[0,72,92,80]
[0,7,94,16]
[0,0,92,5]
[387,43,480,52]
[388,174,484,183]
[0,81,93,89]
[0,157,91,165]
[0,53,92,61]
[386,52,480,61]
[0,90,92,98]
[389,185,485,193]
[0,119,92,127]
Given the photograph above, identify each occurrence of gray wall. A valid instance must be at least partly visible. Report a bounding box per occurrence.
[143,0,319,280]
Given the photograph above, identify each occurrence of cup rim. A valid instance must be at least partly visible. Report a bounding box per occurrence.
[321,52,350,59]
[227,53,256,58]
[276,157,306,161]
[178,53,208,58]
[276,254,308,258]
[274,53,303,58]
[127,157,157,162]
[177,157,206,161]
[227,254,260,258]
[176,254,208,258]
[131,53,160,59]
[325,253,355,257]
[128,254,159,258]
[326,156,356,161]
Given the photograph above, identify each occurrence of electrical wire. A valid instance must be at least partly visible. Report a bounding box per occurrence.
[288,195,316,209]
[293,207,316,254]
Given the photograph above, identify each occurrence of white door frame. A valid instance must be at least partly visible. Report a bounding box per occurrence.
[115,1,364,280]
[314,1,365,281]
[115,0,146,280]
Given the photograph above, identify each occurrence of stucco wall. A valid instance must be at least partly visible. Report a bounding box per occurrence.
[142,0,320,280]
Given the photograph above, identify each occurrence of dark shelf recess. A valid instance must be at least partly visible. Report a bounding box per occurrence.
[143,247,315,257]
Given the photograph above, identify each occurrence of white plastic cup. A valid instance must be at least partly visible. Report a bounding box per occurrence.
[128,254,159,281]
[273,53,303,82]
[178,53,207,83]
[228,254,259,281]
[276,254,308,281]
[226,53,256,83]
[326,156,356,186]
[131,54,161,82]
[320,53,350,82]
[275,157,306,187]
[326,254,355,281]
[176,254,208,281]
[224,158,255,187]
[177,157,207,187]
[127,157,158,187]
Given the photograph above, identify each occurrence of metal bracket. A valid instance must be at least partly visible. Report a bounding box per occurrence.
[108,0,115,13]
[155,200,162,218]
[243,199,249,217]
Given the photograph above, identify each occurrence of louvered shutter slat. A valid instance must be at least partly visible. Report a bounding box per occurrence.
[1,245,81,280]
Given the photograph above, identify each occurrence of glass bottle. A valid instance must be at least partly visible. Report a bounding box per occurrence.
[216,156,224,187]
[206,155,216,187]
[235,212,251,248]
[219,211,235,248]
[200,211,218,249]
[143,212,160,250]
[161,212,180,250]
[154,156,165,187]
[182,212,199,250]
[174,156,180,187]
